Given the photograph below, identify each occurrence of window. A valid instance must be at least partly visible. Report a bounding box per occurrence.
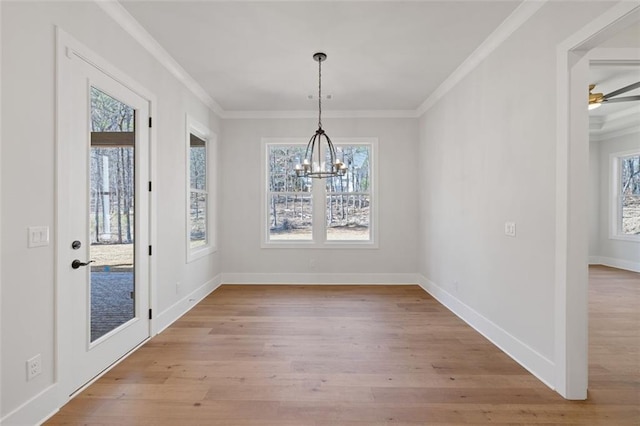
[611,151,640,240]
[186,116,217,261]
[263,138,376,247]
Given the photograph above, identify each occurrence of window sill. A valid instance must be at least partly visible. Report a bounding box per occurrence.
[608,234,640,243]
[261,241,378,249]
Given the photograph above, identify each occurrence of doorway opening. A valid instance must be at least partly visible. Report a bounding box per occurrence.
[557,3,639,399]
[56,28,155,399]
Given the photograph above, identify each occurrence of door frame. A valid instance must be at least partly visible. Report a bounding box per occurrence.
[554,3,640,399]
[55,27,158,399]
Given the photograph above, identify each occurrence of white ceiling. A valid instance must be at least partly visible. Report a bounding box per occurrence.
[120,0,521,112]
[589,64,640,118]
[588,20,640,138]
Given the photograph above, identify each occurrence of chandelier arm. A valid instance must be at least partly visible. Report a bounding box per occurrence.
[324,133,337,166]
[304,132,317,161]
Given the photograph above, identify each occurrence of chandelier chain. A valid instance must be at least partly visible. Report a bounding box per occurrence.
[318,57,322,129]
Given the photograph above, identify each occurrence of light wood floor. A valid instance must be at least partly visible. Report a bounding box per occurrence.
[46,266,639,425]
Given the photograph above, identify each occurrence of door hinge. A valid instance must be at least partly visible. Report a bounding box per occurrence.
[148,181,152,192]
[148,245,152,256]
[148,117,152,128]
[148,309,153,319]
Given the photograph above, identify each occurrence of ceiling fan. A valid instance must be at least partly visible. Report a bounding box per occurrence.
[589,81,640,110]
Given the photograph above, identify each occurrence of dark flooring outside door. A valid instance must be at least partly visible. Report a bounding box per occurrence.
[91,271,134,341]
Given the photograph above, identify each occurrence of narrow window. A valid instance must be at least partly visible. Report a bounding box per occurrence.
[189,134,207,248]
[186,117,216,260]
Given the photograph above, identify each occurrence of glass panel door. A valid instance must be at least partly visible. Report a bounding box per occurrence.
[89,87,136,342]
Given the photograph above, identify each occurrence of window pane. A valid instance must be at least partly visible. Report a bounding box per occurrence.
[620,155,640,235]
[190,135,206,190]
[327,145,370,192]
[622,195,640,235]
[91,87,134,133]
[269,146,310,192]
[269,194,312,240]
[326,194,370,241]
[89,87,135,342]
[190,192,207,248]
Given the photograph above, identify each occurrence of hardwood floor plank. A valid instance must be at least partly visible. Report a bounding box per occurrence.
[46,271,640,425]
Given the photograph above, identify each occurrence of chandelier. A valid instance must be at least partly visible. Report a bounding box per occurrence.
[295,52,347,179]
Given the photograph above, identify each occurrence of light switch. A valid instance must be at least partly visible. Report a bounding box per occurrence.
[504,222,516,237]
[28,226,50,248]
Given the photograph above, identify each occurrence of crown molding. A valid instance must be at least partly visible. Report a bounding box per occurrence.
[222,109,419,119]
[96,0,544,121]
[95,0,225,116]
[415,0,547,117]
[590,104,640,140]
[590,124,640,142]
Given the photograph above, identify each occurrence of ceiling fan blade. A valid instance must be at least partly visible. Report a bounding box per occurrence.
[603,81,640,99]
[604,95,640,103]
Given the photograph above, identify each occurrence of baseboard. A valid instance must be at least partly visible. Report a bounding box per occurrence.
[589,256,640,273]
[417,274,556,390]
[1,275,223,426]
[153,274,223,334]
[221,272,418,285]
[0,384,58,426]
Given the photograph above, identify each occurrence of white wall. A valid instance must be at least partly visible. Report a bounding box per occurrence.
[417,1,613,387]
[589,139,601,257]
[220,117,419,282]
[1,2,220,422]
[589,130,640,270]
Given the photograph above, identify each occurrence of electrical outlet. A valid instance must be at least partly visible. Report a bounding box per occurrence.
[309,258,316,269]
[504,222,516,237]
[176,281,181,294]
[26,354,42,381]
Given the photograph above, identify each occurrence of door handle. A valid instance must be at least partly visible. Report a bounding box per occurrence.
[72,259,94,269]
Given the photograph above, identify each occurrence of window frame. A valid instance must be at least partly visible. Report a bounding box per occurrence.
[186,115,217,262]
[261,137,378,249]
[609,149,640,242]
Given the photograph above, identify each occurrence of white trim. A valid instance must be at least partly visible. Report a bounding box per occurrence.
[55,25,157,401]
[95,0,223,116]
[223,110,418,119]
[153,275,223,334]
[417,274,556,390]
[590,124,640,142]
[589,47,640,62]
[588,256,640,273]
[555,2,640,400]
[416,0,547,116]
[222,273,417,285]
[1,273,221,425]
[261,137,378,248]
[0,384,59,426]
[0,1,3,421]
[185,115,218,262]
[609,149,640,242]
[588,256,601,265]
[94,0,544,120]
[609,233,640,242]
[148,89,159,346]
